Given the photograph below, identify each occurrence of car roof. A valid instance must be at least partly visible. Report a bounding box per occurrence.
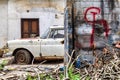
[50,26,64,29]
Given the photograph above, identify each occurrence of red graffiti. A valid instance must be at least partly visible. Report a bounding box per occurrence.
[84,7,101,23]
[84,7,109,47]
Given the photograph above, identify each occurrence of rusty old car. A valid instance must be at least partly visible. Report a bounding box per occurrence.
[6,26,64,64]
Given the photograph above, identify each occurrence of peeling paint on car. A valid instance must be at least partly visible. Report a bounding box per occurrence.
[7,26,64,59]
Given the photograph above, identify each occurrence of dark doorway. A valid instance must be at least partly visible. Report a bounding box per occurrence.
[21,19,39,38]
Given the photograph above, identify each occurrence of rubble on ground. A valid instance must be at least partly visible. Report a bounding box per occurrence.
[0,47,120,80]
[74,46,120,80]
[0,57,63,80]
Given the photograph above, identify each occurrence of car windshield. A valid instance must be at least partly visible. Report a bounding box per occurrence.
[48,29,64,38]
[41,27,64,39]
[41,28,50,39]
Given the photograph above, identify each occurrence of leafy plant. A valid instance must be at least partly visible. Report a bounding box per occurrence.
[85,76,91,80]
[0,60,8,70]
[26,74,32,80]
[26,74,37,80]
[45,74,54,80]
[68,66,81,80]
[60,73,64,80]
[39,73,46,79]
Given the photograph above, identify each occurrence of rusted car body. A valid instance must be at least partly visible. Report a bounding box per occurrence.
[7,26,64,64]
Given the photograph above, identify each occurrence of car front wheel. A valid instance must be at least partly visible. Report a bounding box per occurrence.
[14,49,32,64]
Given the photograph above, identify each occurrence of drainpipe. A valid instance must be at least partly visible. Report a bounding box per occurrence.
[101,0,104,19]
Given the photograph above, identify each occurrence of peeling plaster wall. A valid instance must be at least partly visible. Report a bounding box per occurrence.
[8,0,65,40]
[29,0,65,12]
[0,0,8,48]
[65,0,120,58]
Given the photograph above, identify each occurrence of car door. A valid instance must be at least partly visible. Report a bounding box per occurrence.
[40,28,64,57]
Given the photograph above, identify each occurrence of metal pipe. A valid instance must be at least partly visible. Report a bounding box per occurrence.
[101,0,104,19]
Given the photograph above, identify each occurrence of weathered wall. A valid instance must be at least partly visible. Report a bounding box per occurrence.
[65,0,120,59]
[0,0,8,48]
[8,0,65,40]
[0,0,65,47]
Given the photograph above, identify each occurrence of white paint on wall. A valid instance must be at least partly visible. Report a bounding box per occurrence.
[0,0,65,47]
[7,0,65,40]
[0,0,8,48]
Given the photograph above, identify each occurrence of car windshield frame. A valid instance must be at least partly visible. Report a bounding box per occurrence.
[41,28,50,39]
[41,27,64,39]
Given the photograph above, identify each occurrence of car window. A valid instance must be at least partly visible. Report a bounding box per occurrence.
[48,29,64,38]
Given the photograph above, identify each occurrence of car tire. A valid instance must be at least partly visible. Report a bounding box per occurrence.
[15,49,32,64]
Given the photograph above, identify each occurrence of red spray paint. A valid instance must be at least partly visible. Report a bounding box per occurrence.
[84,7,109,47]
